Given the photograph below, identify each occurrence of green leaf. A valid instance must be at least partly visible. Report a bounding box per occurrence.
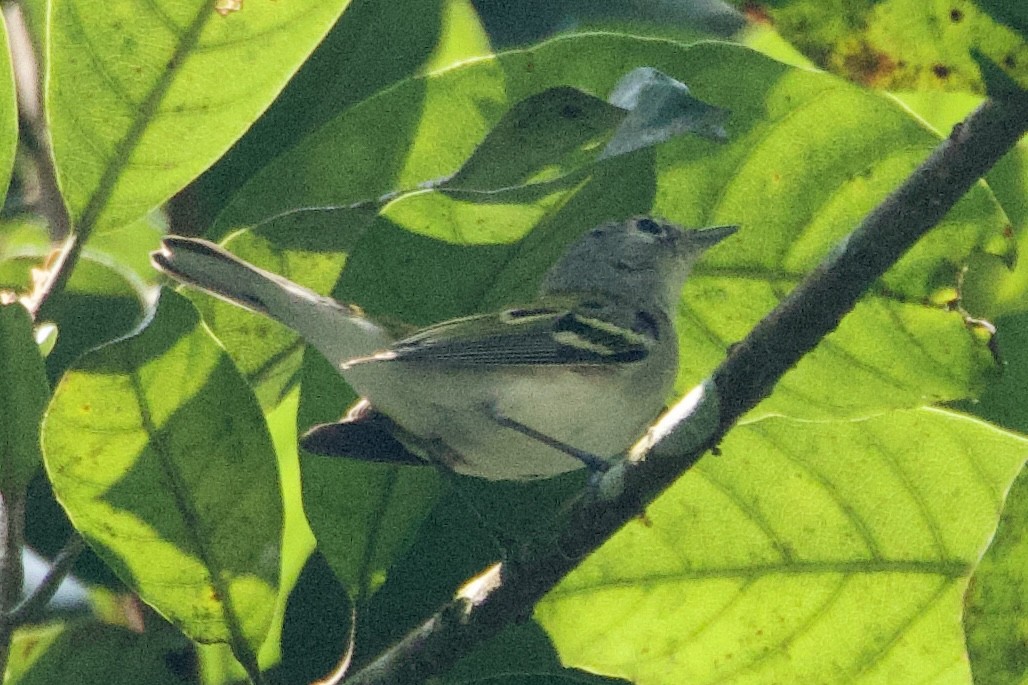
[189,0,491,233]
[0,302,50,495]
[46,0,352,237]
[42,289,282,675]
[6,621,187,685]
[301,455,442,602]
[0,252,147,382]
[965,460,1028,684]
[439,85,627,191]
[536,409,1027,684]
[746,0,1028,92]
[215,37,1007,420]
[0,10,17,207]
[959,310,1028,682]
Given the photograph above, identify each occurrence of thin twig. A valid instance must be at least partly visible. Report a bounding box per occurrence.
[25,232,80,320]
[341,91,1028,685]
[0,492,26,678]
[7,533,86,625]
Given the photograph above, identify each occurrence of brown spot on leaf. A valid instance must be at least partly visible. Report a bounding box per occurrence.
[950,8,964,22]
[741,2,772,24]
[933,63,951,78]
[843,41,898,86]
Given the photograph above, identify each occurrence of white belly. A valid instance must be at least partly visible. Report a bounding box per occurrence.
[343,362,672,480]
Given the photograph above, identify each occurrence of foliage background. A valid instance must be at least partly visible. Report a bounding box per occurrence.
[0,1,1026,684]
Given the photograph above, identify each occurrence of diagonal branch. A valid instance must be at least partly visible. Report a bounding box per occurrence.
[341,92,1028,685]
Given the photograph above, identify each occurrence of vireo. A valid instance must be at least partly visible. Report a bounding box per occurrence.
[151,217,737,480]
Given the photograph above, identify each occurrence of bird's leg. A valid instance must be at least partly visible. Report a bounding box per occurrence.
[487,404,610,474]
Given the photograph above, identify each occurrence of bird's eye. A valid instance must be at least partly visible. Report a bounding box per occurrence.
[636,218,664,236]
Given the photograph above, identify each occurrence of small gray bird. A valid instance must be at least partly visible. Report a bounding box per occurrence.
[152,217,737,480]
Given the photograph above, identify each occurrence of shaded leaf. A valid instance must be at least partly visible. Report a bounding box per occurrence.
[965,461,1028,684]
[0,303,50,495]
[6,621,188,685]
[46,0,352,236]
[300,454,442,603]
[536,409,1027,684]
[0,253,146,382]
[974,0,1028,39]
[444,622,629,685]
[441,86,627,190]
[42,289,282,674]
[188,0,491,236]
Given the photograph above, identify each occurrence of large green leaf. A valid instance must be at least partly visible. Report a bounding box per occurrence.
[0,10,16,206]
[46,0,352,237]
[162,34,1015,677]
[536,409,1027,684]
[212,36,1008,420]
[41,289,282,676]
[0,303,50,495]
[189,0,492,233]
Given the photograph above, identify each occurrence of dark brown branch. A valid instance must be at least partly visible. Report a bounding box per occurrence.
[341,92,1028,685]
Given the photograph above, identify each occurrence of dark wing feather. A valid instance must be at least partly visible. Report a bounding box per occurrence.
[384,303,655,366]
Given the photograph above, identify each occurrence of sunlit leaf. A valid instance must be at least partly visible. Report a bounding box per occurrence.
[214,37,1008,421]
[42,289,282,674]
[46,0,352,236]
[741,0,1028,92]
[537,409,1027,684]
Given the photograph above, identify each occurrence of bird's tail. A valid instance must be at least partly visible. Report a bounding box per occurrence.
[151,236,392,365]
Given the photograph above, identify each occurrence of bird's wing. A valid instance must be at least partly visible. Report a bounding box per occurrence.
[349,301,660,367]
